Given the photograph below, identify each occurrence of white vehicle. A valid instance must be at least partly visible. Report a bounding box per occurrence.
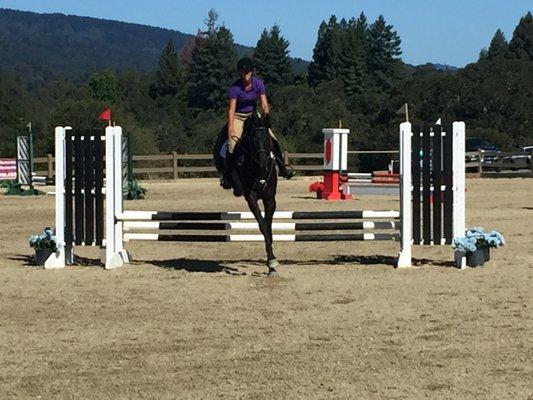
[503,146,532,169]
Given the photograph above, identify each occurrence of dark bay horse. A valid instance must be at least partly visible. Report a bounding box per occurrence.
[214,114,279,275]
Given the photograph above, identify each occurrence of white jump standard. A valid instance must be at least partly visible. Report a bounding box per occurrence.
[46,122,467,270]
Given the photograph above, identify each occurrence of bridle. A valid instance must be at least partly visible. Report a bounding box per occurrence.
[236,120,276,188]
[255,147,276,187]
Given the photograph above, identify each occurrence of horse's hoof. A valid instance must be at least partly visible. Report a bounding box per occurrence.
[267,268,278,276]
[267,259,280,269]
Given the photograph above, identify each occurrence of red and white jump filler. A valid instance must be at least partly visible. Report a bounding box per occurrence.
[319,128,352,200]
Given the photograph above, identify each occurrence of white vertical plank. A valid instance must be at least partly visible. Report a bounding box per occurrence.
[397,122,412,268]
[453,122,466,269]
[44,127,67,269]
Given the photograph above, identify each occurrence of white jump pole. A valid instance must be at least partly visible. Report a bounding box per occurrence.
[104,126,129,269]
[44,126,73,269]
[452,122,466,269]
[397,122,412,268]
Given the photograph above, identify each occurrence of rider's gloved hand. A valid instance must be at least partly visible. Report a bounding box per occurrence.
[263,113,272,128]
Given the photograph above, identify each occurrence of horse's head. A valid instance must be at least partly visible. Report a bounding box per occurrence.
[242,114,275,187]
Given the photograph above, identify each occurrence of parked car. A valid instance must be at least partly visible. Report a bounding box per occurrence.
[503,146,532,170]
[465,138,501,170]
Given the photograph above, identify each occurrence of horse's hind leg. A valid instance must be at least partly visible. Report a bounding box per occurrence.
[245,195,278,275]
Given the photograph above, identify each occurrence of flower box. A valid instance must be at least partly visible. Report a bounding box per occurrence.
[453,228,504,268]
[29,228,63,267]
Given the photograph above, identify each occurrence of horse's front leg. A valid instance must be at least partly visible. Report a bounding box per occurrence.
[263,196,279,274]
[245,194,277,275]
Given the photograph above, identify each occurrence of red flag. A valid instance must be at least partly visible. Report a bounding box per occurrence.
[98,108,111,121]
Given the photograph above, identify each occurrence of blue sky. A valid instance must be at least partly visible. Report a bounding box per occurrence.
[0,0,531,66]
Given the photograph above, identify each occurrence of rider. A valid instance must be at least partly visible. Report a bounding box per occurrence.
[222,57,293,189]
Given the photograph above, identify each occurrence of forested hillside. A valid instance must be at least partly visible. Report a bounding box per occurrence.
[0,8,531,171]
[0,8,309,79]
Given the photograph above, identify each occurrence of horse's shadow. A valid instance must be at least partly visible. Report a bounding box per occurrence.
[140,258,246,275]
[141,254,454,272]
[8,254,454,271]
[332,254,453,268]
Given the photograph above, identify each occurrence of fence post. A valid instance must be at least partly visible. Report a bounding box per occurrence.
[47,153,53,179]
[283,151,289,166]
[478,149,483,173]
[172,151,178,179]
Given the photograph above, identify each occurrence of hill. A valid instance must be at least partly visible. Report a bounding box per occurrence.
[0,8,309,80]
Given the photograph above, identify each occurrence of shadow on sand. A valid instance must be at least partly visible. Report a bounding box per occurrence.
[8,254,103,268]
[9,253,454,271]
[8,254,35,266]
[139,254,454,273]
[140,258,246,275]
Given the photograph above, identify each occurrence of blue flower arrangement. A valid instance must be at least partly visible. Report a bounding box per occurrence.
[29,227,63,251]
[453,227,505,253]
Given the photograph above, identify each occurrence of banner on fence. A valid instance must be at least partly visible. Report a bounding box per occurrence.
[0,158,17,180]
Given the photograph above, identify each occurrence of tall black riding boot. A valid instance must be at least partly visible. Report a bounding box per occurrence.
[220,151,233,189]
[225,150,243,197]
[272,140,295,179]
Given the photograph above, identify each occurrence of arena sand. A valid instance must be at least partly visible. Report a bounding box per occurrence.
[0,176,531,399]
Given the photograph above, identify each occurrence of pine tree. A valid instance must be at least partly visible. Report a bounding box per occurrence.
[253,25,293,85]
[308,21,329,86]
[366,15,403,91]
[509,12,533,61]
[187,10,237,109]
[355,12,370,68]
[308,16,345,86]
[340,18,365,98]
[487,29,510,60]
[153,40,186,99]
[478,48,489,61]
[355,12,368,36]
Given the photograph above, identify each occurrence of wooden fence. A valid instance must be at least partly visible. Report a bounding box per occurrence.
[31,149,531,181]
[33,151,327,179]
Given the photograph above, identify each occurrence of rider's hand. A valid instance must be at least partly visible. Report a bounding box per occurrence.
[229,128,237,140]
[264,113,271,128]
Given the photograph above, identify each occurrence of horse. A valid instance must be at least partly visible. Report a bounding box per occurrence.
[213,114,279,275]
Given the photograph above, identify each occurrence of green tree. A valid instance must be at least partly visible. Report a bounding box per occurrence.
[253,25,293,85]
[308,16,344,86]
[152,39,186,99]
[340,18,366,98]
[487,29,510,60]
[355,12,368,37]
[187,10,237,109]
[366,15,403,91]
[0,71,34,156]
[87,71,119,103]
[509,12,533,60]
[355,12,369,62]
[51,98,105,131]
